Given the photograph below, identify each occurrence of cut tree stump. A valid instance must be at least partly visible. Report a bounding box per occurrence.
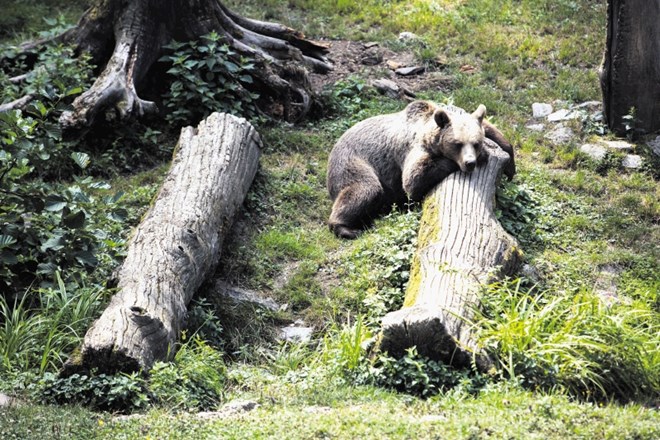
[379,138,522,369]
[64,112,261,374]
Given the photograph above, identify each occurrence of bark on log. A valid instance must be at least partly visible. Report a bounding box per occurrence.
[64,112,261,374]
[600,0,660,135]
[379,138,522,369]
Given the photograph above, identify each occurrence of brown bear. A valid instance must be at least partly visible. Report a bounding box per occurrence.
[326,100,515,239]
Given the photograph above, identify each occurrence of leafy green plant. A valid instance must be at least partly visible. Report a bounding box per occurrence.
[150,337,227,410]
[159,31,259,126]
[38,371,149,412]
[475,279,660,401]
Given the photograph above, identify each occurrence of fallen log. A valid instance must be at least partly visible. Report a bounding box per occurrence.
[65,112,261,374]
[378,138,522,369]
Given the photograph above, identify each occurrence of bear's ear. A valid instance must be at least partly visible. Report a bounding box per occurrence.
[472,104,487,124]
[433,109,451,128]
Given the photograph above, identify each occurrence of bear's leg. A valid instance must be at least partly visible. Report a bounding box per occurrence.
[328,175,384,239]
[403,152,459,202]
[483,121,515,179]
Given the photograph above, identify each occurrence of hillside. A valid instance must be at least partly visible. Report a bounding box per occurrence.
[1,1,658,439]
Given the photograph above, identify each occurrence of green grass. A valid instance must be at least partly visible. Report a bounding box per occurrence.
[1,0,659,438]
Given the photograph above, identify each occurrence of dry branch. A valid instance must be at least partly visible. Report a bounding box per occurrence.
[379,138,522,369]
[64,112,261,373]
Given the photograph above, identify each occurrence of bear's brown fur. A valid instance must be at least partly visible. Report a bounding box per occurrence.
[326,100,515,239]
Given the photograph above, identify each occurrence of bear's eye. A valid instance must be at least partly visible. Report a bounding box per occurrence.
[453,142,463,150]
[475,142,482,149]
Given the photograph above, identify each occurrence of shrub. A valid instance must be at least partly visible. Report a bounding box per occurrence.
[159,31,259,126]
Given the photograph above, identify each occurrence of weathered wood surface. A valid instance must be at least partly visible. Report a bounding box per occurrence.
[379,138,522,369]
[600,0,660,135]
[66,112,261,373]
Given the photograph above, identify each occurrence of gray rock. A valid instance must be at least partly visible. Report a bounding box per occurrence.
[525,123,545,132]
[547,108,578,122]
[197,400,259,420]
[574,100,602,111]
[395,66,425,76]
[520,264,540,282]
[214,280,279,311]
[600,140,633,152]
[544,124,574,145]
[0,393,15,407]
[398,31,419,41]
[360,49,383,66]
[532,103,553,118]
[279,324,314,342]
[649,136,660,157]
[372,78,401,99]
[622,154,643,169]
[580,144,607,161]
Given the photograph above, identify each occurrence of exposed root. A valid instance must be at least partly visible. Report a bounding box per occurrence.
[0,94,35,113]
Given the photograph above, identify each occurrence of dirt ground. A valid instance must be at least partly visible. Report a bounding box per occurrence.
[309,39,454,98]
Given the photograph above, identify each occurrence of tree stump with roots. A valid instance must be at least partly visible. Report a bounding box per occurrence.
[378,138,522,370]
[3,0,332,131]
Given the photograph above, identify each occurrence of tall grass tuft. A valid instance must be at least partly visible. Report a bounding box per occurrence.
[0,273,104,376]
[475,279,660,402]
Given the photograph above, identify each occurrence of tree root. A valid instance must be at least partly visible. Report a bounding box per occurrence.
[1,0,332,131]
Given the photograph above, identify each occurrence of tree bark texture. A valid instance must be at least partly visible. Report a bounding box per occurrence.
[7,0,331,131]
[379,139,522,369]
[600,0,660,135]
[65,112,261,373]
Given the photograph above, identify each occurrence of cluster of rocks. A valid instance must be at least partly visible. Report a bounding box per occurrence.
[528,101,660,169]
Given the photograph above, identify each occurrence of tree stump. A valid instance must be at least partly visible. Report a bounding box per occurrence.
[65,112,261,374]
[600,0,660,135]
[379,138,522,369]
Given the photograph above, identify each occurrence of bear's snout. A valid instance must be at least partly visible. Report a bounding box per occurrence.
[463,159,477,172]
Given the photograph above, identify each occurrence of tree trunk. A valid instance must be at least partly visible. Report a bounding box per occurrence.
[378,138,522,370]
[6,0,331,131]
[64,112,261,374]
[600,0,660,136]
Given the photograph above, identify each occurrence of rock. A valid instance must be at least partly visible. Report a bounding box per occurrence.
[547,108,579,122]
[649,136,660,157]
[580,144,607,161]
[526,123,545,132]
[214,280,279,311]
[372,78,400,99]
[544,124,574,145]
[574,100,602,111]
[386,60,405,70]
[532,103,553,119]
[398,31,419,41]
[364,42,379,49]
[279,321,314,342]
[0,393,15,407]
[600,140,633,152]
[622,154,643,169]
[197,400,259,420]
[360,49,383,66]
[520,264,541,283]
[395,66,425,76]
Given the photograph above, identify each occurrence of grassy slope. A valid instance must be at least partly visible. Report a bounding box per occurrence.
[1,0,659,438]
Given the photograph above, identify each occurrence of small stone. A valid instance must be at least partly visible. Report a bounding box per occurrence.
[386,60,405,70]
[364,41,379,48]
[532,103,553,118]
[0,393,15,407]
[395,66,425,76]
[360,50,383,66]
[648,136,660,157]
[600,140,633,152]
[544,124,574,145]
[398,31,418,41]
[574,100,602,110]
[525,123,545,132]
[580,144,607,161]
[279,325,314,342]
[520,264,540,282]
[547,108,578,122]
[214,281,279,311]
[622,154,643,169]
[372,78,401,99]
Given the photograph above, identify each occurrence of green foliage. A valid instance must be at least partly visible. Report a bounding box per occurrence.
[359,347,482,398]
[476,279,660,402]
[0,274,104,375]
[150,337,227,410]
[38,371,149,412]
[337,209,420,326]
[495,180,541,246]
[160,32,259,126]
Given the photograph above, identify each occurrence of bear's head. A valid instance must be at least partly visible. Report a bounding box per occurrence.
[432,105,487,173]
